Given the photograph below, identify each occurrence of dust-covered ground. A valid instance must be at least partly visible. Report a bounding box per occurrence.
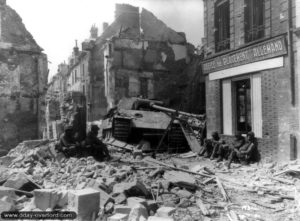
[0,140,299,221]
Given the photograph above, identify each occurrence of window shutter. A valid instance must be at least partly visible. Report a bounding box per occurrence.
[251,74,262,138]
[222,79,233,135]
[214,1,219,51]
[244,0,250,42]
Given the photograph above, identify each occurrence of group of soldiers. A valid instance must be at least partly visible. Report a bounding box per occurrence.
[56,121,257,168]
[57,124,111,160]
[199,131,258,169]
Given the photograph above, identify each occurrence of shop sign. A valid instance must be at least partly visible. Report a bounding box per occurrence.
[202,35,287,74]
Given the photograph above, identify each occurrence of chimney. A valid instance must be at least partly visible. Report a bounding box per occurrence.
[73,40,79,55]
[90,25,98,39]
[102,22,109,32]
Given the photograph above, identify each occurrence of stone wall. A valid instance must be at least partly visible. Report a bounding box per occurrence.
[0,2,48,152]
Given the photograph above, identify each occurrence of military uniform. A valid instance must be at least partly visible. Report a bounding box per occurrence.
[85,125,111,160]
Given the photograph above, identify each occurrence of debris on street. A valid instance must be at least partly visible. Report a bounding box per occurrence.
[0,139,300,221]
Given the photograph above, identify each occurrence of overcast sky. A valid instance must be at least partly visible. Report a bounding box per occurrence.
[7,0,204,80]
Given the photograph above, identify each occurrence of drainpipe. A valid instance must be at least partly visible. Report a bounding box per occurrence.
[288,0,295,106]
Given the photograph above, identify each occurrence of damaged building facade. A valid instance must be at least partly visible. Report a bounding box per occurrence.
[47,3,205,131]
[202,0,300,162]
[0,0,48,152]
[102,5,198,111]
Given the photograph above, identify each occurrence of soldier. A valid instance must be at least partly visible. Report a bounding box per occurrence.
[199,131,222,158]
[59,125,81,157]
[85,125,111,160]
[221,133,245,163]
[228,131,257,169]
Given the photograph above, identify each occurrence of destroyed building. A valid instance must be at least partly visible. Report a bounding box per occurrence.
[201,0,300,162]
[46,4,205,140]
[101,6,197,111]
[0,0,48,153]
[83,4,204,120]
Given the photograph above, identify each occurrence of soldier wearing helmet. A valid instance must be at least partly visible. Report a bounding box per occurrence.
[59,125,81,157]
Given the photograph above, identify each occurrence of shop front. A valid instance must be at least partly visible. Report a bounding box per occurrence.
[202,35,292,160]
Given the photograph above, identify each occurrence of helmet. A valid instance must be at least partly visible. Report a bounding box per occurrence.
[247,132,255,141]
[91,125,100,131]
[211,131,219,139]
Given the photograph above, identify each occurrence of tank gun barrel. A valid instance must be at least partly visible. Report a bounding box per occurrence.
[150,104,205,118]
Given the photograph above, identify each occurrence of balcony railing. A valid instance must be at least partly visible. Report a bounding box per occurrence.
[245,25,265,43]
[215,38,230,53]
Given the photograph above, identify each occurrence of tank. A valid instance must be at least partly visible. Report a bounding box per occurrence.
[101,97,206,153]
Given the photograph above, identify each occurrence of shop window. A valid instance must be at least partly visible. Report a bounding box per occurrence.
[215,0,230,52]
[140,77,148,98]
[235,79,252,134]
[244,0,265,43]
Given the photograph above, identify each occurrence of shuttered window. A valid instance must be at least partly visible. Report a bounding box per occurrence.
[245,0,265,43]
[215,0,230,52]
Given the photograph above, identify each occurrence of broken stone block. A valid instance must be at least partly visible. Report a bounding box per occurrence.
[114,205,132,215]
[160,193,180,206]
[87,180,114,208]
[105,201,115,214]
[99,189,115,208]
[163,171,197,191]
[147,216,174,221]
[114,172,128,182]
[128,203,148,221]
[156,207,176,218]
[68,188,100,221]
[114,193,127,204]
[3,172,40,192]
[113,180,150,198]
[0,156,15,166]
[178,198,191,208]
[57,190,68,208]
[176,189,192,199]
[127,197,147,208]
[0,199,14,213]
[108,213,128,221]
[34,189,60,210]
[0,186,17,199]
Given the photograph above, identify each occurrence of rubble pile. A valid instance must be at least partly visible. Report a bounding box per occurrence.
[0,141,300,221]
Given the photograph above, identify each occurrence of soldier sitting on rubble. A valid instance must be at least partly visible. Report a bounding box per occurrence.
[227,131,257,169]
[214,133,245,163]
[59,125,82,158]
[136,137,152,153]
[84,125,111,161]
[198,131,222,158]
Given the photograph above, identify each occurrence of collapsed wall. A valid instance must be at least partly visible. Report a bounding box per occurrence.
[0,1,48,153]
